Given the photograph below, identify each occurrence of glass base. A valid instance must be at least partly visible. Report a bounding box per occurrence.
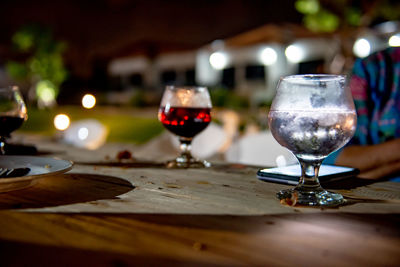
[166,156,211,169]
[277,187,345,207]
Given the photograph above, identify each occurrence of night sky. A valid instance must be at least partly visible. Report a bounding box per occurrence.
[0,0,301,78]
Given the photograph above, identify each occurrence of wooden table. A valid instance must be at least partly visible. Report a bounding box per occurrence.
[1,134,400,266]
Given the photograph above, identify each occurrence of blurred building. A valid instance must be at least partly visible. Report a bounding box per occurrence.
[107,23,341,106]
[107,20,400,106]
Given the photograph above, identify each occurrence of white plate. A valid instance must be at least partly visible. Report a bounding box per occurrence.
[0,156,73,193]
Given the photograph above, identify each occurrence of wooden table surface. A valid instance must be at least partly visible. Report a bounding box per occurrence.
[1,134,400,266]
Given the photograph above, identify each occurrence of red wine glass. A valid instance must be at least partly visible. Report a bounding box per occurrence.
[0,86,28,154]
[158,86,212,168]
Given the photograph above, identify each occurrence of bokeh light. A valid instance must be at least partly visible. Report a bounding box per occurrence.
[78,127,89,140]
[82,94,96,109]
[353,38,371,58]
[36,80,56,107]
[388,34,400,47]
[209,52,228,70]
[285,44,304,63]
[260,47,278,65]
[63,119,108,150]
[54,114,70,131]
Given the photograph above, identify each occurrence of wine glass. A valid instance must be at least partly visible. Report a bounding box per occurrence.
[0,86,28,155]
[158,86,212,168]
[268,75,356,207]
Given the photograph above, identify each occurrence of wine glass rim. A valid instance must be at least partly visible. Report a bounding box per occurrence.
[166,85,208,91]
[281,74,346,82]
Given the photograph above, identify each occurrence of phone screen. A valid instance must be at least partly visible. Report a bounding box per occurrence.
[257,164,359,185]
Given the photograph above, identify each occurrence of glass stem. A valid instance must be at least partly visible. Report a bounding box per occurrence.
[297,159,323,189]
[179,137,193,160]
[0,137,5,155]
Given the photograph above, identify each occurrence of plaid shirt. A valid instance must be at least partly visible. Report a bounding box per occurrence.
[350,47,400,145]
[324,47,400,166]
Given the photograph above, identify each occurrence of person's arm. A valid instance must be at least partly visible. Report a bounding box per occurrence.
[335,138,400,179]
[358,161,400,179]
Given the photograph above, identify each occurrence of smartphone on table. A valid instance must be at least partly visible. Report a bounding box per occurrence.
[257,164,359,185]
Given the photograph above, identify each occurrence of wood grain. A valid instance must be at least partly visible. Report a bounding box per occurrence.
[1,134,399,265]
[0,211,399,266]
[0,162,399,215]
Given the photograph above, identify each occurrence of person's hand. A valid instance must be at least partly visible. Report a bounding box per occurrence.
[336,138,400,179]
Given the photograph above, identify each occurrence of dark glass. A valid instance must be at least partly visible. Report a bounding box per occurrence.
[245,65,266,81]
[0,116,25,137]
[161,70,177,85]
[0,86,27,154]
[185,69,196,86]
[221,67,235,89]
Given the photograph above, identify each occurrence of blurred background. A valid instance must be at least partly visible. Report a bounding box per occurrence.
[1,0,399,165]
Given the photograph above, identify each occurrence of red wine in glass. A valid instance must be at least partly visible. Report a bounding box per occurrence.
[158,107,211,138]
[158,86,212,168]
[0,86,28,154]
[0,116,25,137]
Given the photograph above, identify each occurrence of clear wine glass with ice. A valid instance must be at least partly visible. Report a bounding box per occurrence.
[0,86,28,155]
[268,75,356,206]
[158,86,212,168]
